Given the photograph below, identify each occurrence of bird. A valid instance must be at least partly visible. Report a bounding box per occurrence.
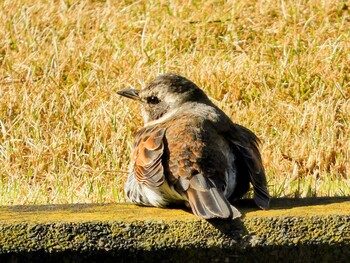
[117,73,270,219]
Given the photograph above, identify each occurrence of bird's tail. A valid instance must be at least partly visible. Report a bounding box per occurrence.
[186,174,241,219]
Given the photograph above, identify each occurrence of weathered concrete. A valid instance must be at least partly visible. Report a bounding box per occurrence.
[0,197,349,262]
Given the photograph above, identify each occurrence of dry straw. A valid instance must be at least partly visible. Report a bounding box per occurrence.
[0,0,349,205]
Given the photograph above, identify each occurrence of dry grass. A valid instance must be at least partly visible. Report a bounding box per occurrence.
[0,0,349,205]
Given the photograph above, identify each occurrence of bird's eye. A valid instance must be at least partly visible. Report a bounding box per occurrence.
[147,96,160,104]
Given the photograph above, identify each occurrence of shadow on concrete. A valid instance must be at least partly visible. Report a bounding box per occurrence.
[233,196,350,213]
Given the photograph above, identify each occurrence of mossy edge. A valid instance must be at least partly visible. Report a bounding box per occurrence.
[0,198,349,262]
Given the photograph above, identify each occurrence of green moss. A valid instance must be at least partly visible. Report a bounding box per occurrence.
[0,198,349,261]
[0,197,349,224]
[0,203,197,224]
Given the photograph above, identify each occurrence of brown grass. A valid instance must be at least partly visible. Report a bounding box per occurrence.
[0,0,349,205]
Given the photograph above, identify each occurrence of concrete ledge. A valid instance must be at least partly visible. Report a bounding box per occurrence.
[0,197,349,262]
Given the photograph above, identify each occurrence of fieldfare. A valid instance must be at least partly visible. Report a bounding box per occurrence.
[117,73,270,219]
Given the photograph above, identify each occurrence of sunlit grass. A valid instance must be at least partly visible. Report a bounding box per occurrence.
[0,0,349,205]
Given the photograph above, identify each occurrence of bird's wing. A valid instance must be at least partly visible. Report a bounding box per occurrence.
[166,116,241,219]
[227,123,270,209]
[132,126,166,188]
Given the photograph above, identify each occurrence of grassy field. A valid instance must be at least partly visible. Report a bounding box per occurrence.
[0,0,349,205]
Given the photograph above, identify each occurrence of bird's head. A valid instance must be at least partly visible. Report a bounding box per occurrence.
[117,73,211,125]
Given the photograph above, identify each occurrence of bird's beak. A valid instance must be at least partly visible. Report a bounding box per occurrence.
[117,89,140,101]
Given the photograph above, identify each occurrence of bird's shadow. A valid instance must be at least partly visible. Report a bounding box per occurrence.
[175,196,350,220]
[234,196,350,213]
[202,196,350,237]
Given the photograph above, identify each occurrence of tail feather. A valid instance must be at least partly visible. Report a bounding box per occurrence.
[187,187,241,219]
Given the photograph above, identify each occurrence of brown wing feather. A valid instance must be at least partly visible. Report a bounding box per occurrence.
[132,126,166,187]
[165,115,240,219]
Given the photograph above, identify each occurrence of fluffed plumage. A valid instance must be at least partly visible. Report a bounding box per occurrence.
[118,73,270,219]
